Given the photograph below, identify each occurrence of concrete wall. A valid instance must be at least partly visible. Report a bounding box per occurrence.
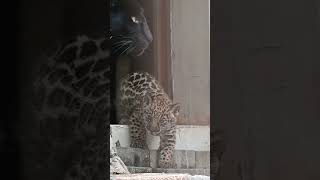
[111,125,210,151]
[171,0,210,125]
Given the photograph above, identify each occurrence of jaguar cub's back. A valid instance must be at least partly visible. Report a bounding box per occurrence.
[118,72,180,168]
[119,72,164,107]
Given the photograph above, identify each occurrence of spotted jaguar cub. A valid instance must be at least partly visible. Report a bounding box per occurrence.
[119,72,180,168]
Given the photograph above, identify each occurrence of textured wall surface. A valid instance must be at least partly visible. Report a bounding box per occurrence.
[111,125,210,151]
[171,0,210,125]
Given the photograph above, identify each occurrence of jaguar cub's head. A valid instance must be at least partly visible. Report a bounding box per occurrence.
[111,0,153,56]
[143,95,180,136]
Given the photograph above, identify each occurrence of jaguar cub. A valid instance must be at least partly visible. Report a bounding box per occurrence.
[119,72,180,168]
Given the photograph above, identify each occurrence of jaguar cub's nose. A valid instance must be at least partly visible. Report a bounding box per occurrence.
[148,126,160,133]
[150,130,160,136]
[147,122,160,135]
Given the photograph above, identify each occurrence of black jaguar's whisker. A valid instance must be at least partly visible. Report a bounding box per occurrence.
[115,40,132,43]
[112,43,126,53]
[112,44,126,51]
[120,44,132,55]
[112,41,132,49]
[112,35,134,40]
[128,30,136,34]
[113,42,132,54]
[113,40,132,46]
[127,46,136,55]
[112,35,127,38]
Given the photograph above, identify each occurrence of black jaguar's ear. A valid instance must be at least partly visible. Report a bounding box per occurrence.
[170,103,180,117]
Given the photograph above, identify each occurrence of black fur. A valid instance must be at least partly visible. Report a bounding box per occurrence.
[111,0,152,56]
[26,1,153,179]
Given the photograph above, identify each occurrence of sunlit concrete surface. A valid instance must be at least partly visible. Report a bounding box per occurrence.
[111,125,210,151]
[111,173,210,180]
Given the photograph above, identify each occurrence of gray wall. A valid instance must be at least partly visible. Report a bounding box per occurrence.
[212,0,320,179]
[171,0,210,125]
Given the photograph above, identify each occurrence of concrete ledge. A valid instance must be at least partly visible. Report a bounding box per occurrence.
[126,166,210,177]
[111,173,190,180]
[127,166,152,173]
[195,151,210,168]
[117,147,210,170]
[111,125,210,151]
[149,150,197,169]
[117,147,150,167]
[152,168,210,176]
[111,173,210,180]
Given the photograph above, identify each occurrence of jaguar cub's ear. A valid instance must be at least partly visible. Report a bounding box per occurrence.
[170,103,180,117]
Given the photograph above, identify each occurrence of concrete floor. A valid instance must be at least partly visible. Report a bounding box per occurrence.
[111,173,210,180]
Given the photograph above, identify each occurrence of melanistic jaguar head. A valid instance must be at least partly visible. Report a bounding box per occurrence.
[111,0,153,56]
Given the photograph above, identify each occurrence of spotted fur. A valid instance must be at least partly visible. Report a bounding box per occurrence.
[32,36,110,180]
[30,0,153,178]
[118,72,180,168]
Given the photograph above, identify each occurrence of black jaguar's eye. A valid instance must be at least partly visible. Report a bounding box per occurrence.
[131,16,141,24]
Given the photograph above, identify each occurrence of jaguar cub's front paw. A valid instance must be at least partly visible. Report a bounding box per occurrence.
[158,159,176,169]
[130,141,147,149]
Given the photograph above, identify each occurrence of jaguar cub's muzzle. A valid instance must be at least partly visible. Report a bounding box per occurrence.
[149,131,160,136]
[146,121,160,136]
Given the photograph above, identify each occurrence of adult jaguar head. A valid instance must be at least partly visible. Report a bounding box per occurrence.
[111,0,153,56]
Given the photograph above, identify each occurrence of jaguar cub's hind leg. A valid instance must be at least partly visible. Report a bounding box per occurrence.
[128,113,147,149]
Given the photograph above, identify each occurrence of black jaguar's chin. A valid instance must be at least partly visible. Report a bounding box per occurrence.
[132,40,151,56]
[137,48,145,56]
[132,47,146,56]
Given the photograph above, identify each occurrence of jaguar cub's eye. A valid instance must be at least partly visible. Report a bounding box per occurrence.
[131,16,141,24]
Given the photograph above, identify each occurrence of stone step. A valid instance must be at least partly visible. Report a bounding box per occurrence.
[111,125,210,151]
[152,168,210,176]
[127,166,152,173]
[117,147,210,169]
[127,166,210,177]
[116,147,150,167]
[111,173,210,180]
